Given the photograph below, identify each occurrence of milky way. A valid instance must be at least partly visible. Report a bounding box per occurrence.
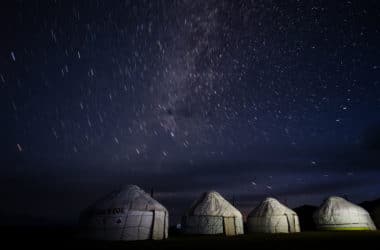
[1,0,380,224]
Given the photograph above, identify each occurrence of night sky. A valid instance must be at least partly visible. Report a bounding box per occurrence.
[1,0,380,225]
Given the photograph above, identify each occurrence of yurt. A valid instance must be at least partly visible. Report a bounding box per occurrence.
[247,197,300,233]
[313,196,376,231]
[79,185,169,241]
[182,191,244,236]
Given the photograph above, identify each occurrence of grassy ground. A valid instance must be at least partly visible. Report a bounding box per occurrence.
[1,228,380,249]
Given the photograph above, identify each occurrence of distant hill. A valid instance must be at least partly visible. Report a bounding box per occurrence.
[360,198,380,228]
[360,198,380,210]
[0,214,51,227]
[0,210,66,228]
[293,205,317,231]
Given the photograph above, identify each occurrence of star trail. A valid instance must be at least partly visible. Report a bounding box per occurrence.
[1,0,380,225]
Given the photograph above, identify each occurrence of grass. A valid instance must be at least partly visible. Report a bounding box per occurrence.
[318,227,374,231]
[1,227,380,249]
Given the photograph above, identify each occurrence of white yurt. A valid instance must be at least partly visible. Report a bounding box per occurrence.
[182,191,244,236]
[247,197,300,233]
[79,185,169,241]
[313,196,376,231]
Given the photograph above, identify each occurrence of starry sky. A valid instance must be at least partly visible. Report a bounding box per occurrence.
[1,0,380,225]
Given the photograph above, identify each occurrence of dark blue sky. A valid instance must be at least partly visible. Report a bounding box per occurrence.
[1,0,380,225]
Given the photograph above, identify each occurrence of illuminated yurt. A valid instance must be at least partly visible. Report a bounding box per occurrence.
[247,197,300,233]
[79,185,168,241]
[313,196,376,231]
[182,191,244,236]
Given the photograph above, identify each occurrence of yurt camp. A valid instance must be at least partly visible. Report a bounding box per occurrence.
[247,197,300,233]
[313,196,376,231]
[182,191,244,236]
[79,185,168,241]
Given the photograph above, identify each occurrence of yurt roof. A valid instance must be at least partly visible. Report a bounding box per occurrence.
[83,185,167,213]
[186,191,242,217]
[248,197,297,217]
[315,196,369,216]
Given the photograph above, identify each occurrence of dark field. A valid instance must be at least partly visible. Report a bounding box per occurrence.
[1,227,380,249]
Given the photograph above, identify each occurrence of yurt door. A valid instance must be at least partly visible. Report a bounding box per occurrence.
[285,214,295,233]
[223,217,236,236]
[152,210,166,240]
